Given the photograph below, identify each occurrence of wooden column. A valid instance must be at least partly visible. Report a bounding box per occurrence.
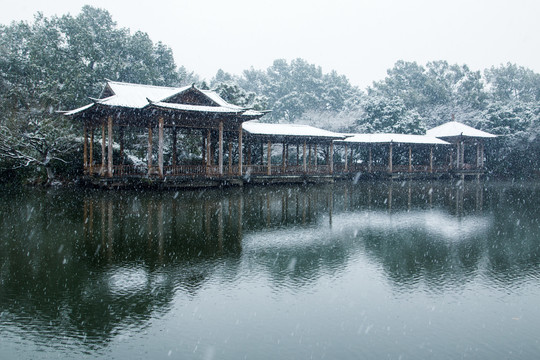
[303,141,307,173]
[247,142,252,166]
[314,144,318,168]
[228,142,233,174]
[158,117,164,178]
[408,146,412,173]
[308,144,312,166]
[430,146,433,173]
[107,116,113,178]
[388,142,393,173]
[267,140,272,175]
[460,141,465,169]
[456,142,461,170]
[476,142,480,169]
[480,142,485,168]
[89,128,94,175]
[119,127,124,167]
[101,122,106,176]
[147,123,153,176]
[219,121,224,175]
[83,126,88,173]
[201,131,206,167]
[368,146,372,173]
[282,142,286,173]
[172,127,177,169]
[238,125,243,176]
[344,143,348,172]
[206,129,212,172]
[296,144,300,165]
[329,141,334,174]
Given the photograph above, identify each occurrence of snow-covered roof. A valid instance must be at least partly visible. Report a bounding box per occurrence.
[338,133,449,145]
[426,121,497,139]
[64,80,264,118]
[242,121,345,139]
[101,81,190,108]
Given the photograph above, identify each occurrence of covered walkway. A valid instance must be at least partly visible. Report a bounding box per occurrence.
[65,81,498,187]
[335,133,450,176]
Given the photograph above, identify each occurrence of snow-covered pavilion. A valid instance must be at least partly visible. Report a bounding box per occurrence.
[65,80,498,186]
[426,121,497,171]
[65,80,268,179]
[336,133,450,174]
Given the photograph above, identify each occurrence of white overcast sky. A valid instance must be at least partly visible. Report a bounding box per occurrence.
[1,0,539,88]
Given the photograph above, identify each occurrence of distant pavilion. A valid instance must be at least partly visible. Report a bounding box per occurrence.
[426,121,497,172]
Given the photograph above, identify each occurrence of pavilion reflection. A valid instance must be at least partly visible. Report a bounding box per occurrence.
[2,181,540,348]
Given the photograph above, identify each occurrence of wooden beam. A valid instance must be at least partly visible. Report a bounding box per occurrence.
[219,121,224,175]
[158,117,164,178]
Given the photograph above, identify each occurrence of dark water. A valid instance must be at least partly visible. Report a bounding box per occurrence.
[1,181,540,359]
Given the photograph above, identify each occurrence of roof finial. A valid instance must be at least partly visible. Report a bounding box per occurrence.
[452,113,455,122]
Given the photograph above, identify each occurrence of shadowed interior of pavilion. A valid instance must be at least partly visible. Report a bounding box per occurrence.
[65,81,497,187]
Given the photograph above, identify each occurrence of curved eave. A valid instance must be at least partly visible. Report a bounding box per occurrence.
[150,103,266,118]
[336,135,450,146]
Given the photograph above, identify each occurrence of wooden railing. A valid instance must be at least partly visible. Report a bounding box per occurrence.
[84,162,483,178]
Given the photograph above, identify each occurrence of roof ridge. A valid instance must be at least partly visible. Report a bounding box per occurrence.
[107,80,188,91]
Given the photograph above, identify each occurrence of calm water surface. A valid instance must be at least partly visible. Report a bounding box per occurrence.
[1,180,540,359]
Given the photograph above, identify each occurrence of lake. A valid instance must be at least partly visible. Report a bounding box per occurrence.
[1,180,540,359]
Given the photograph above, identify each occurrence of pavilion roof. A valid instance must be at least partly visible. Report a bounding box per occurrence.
[426,121,496,139]
[242,121,345,140]
[64,80,265,118]
[338,133,449,145]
